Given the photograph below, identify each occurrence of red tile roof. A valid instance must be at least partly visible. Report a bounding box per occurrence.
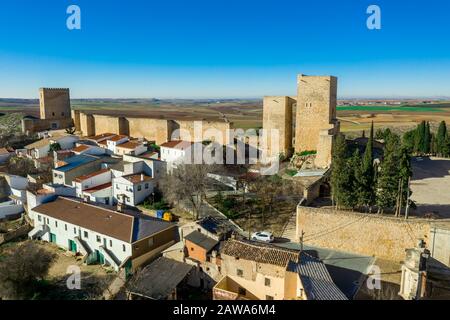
[74,168,110,182]
[88,133,115,142]
[109,135,128,142]
[72,145,90,153]
[160,140,193,150]
[116,141,142,150]
[84,182,112,193]
[122,173,153,184]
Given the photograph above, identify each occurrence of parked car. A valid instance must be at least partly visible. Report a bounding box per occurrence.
[251,231,274,243]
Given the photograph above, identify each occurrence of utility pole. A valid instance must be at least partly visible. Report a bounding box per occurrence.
[405,177,411,220]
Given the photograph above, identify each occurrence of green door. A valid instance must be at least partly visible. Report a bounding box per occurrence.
[96,250,105,264]
[49,233,56,243]
[68,240,77,253]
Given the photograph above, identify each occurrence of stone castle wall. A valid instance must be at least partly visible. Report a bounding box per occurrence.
[75,111,232,145]
[22,118,74,134]
[295,206,447,262]
[127,118,171,145]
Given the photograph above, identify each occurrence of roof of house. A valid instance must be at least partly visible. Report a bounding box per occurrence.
[221,239,300,267]
[0,148,11,155]
[116,141,143,150]
[87,133,116,142]
[121,173,153,184]
[25,138,52,150]
[108,135,128,142]
[83,182,112,193]
[287,252,348,300]
[54,154,98,173]
[72,145,91,153]
[160,140,193,150]
[127,257,193,299]
[74,168,110,182]
[184,231,218,252]
[198,216,231,235]
[32,197,174,243]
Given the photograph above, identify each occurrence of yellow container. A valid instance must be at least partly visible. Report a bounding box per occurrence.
[163,212,173,221]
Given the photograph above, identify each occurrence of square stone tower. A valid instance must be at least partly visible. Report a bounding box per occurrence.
[39,88,71,120]
[262,96,295,158]
[294,75,338,154]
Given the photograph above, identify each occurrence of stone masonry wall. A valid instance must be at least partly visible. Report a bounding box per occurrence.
[262,96,295,157]
[295,206,445,262]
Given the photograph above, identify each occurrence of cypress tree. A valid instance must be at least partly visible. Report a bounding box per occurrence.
[346,149,361,209]
[331,134,350,209]
[436,121,448,156]
[415,121,426,154]
[376,134,400,213]
[424,121,431,154]
[358,121,376,211]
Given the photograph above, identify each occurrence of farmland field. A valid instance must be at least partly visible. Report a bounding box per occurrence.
[1,99,450,136]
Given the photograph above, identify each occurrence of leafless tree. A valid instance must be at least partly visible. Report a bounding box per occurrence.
[0,241,56,299]
[159,164,217,220]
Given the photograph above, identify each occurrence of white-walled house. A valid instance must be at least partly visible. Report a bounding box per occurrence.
[160,140,193,163]
[113,174,154,206]
[115,141,147,156]
[73,168,112,198]
[28,197,177,272]
[24,134,79,159]
[26,183,76,215]
[106,135,129,154]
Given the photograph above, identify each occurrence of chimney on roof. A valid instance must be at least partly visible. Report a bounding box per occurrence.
[141,173,144,181]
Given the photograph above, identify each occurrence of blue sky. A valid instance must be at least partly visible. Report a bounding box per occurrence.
[0,0,449,99]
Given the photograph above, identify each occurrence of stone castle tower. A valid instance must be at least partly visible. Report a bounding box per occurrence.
[39,88,71,120]
[262,74,339,168]
[262,96,295,158]
[22,88,73,133]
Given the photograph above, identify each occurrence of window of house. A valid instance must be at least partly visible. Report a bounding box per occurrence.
[190,247,194,251]
[46,218,50,224]
[74,227,77,234]
[38,215,42,222]
[123,244,126,252]
[65,224,67,231]
[84,231,88,238]
[96,235,101,243]
[265,278,271,287]
[266,295,274,300]
[55,221,58,227]
[138,185,142,191]
[109,240,113,247]
[52,112,55,116]
[238,287,246,296]
[54,173,58,178]
[116,184,119,189]
[145,183,149,189]
[237,269,243,277]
